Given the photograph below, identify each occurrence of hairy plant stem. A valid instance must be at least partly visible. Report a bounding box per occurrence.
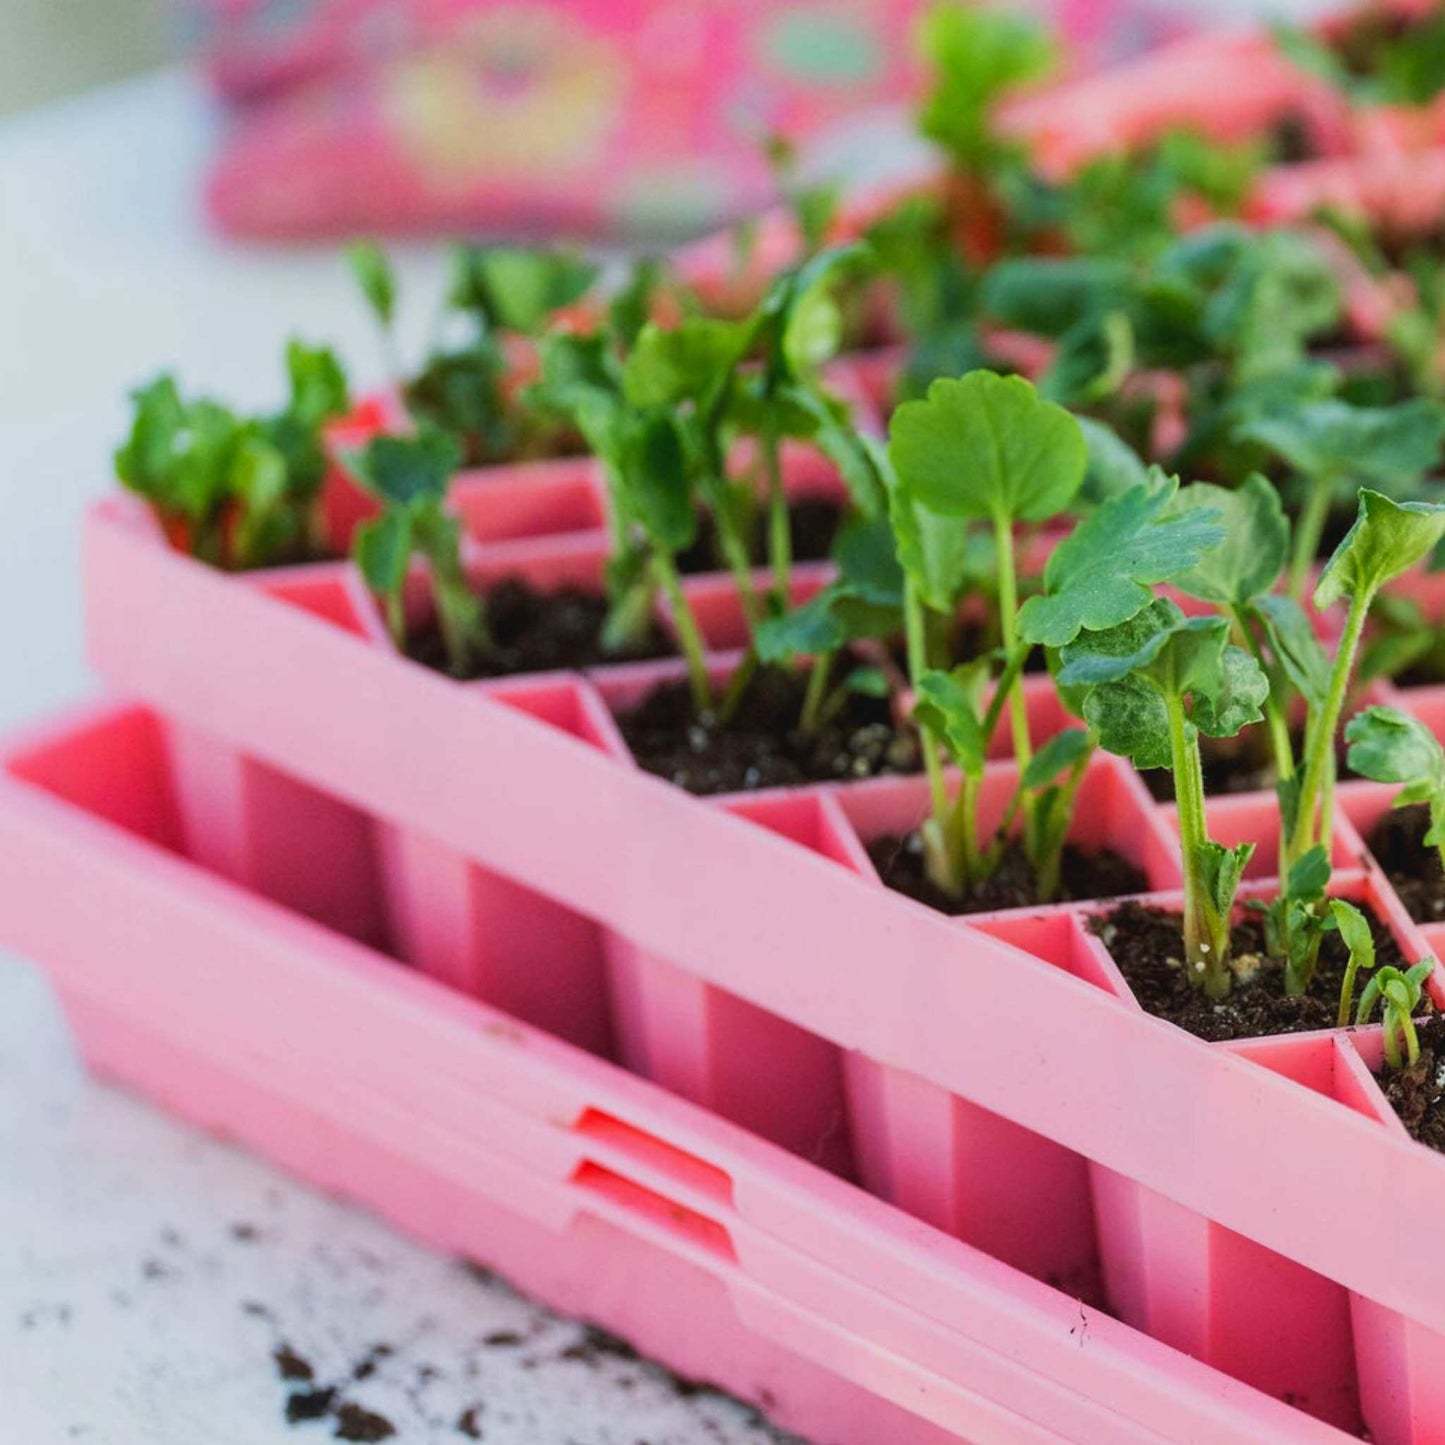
[435,574,483,677]
[597,465,656,656]
[1288,478,1334,602]
[1339,954,1364,1030]
[939,772,980,895]
[763,422,791,611]
[1285,590,1369,871]
[1168,693,1231,998]
[602,584,655,656]
[798,648,835,737]
[715,646,759,727]
[906,578,953,889]
[1385,1008,1421,1071]
[1234,603,1296,870]
[698,420,762,633]
[993,516,1033,782]
[655,555,713,715]
[383,589,406,654]
[1234,606,1295,784]
[1032,744,1093,903]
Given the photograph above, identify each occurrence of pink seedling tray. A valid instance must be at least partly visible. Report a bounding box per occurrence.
[0,694,1424,1445]
[77,475,1445,1439]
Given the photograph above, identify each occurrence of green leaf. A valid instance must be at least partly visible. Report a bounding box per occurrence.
[786,389,889,517]
[231,434,287,513]
[887,484,981,614]
[1330,898,1376,974]
[1253,593,1331,708]
[1199,840,1255,922]
[1022,726,1090,790]
[625,413,697,554]
[347,241,396,329]
[845,666,891,699]
[833,514,904,607]
[1345,706,1445,788]
[404,344,511,465]
[772,244,871,378]
[622,318,752,409]
[1040,311,1135,406]
[1057,597,1183,689]
[980,257,1135,340]
[169,399,247,521]
[1019,474,1225,648]
[354,508,413,596]
[450,245,598,333]
[284,340,349,429]
[351,428,461,508]
[755,588,848,663]
[917,1,1056,170]
[1083,675,1172,769]
[1171,474,1288,606]
[1240,397,1445,492]
[609,257,665,348]
[1315,489,1445,610]
[1077,417,1150,504]
[1065,600,1267,763]
[913,665,990,777]
[1202,229,1342,375]
[1189,642,1271,739]
[1286,844,1331,903]
[115,375,187,503]
[888,370,1087,526]
[530,331,623,462]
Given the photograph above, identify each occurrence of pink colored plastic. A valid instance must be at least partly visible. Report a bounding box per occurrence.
[1338,1029,1445,1445]
[1000,30,1348,179]
[1083,862,1444,1434]
[1,697,1377,1445]
[81,495,1445,1352]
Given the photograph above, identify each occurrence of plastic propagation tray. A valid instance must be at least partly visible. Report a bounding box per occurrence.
[56,422,1445,1442]
[0,694,1429,1445]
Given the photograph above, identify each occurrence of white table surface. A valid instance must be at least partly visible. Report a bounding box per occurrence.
[0,68,796,1444]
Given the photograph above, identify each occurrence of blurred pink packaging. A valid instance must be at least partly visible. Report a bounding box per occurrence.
[189,1,1190,242]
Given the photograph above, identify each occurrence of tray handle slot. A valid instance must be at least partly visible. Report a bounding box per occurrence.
[571,1108,735,1206]
[570,1160,737,1262]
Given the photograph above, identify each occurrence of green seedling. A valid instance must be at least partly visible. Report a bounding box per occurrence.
[1285,491,1445,872]
[917,1,1056,193]
[348,239,598,466]
[1359,961,1436,1070]
[1058,596,1267,995]
[116,341,349,570]
[755,514,902,736]
[886,372,1222,901]
[1332,898,1377,1028]
[1254,844,1334,998]
[1347,704,1445,877]
[531,303,717,710]
[1238,395,1445,599]
[348,426,482,675]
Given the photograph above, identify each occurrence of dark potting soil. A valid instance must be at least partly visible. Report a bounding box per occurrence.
[1375,1013,1445,1153]
[615,663,921,796]
[1093,899,1412,1043]
[405,577,673,680]
[867,832,1148,917]
[1368,803,1445,924]
[1268,111,1323,165]
[676,496,845,575]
